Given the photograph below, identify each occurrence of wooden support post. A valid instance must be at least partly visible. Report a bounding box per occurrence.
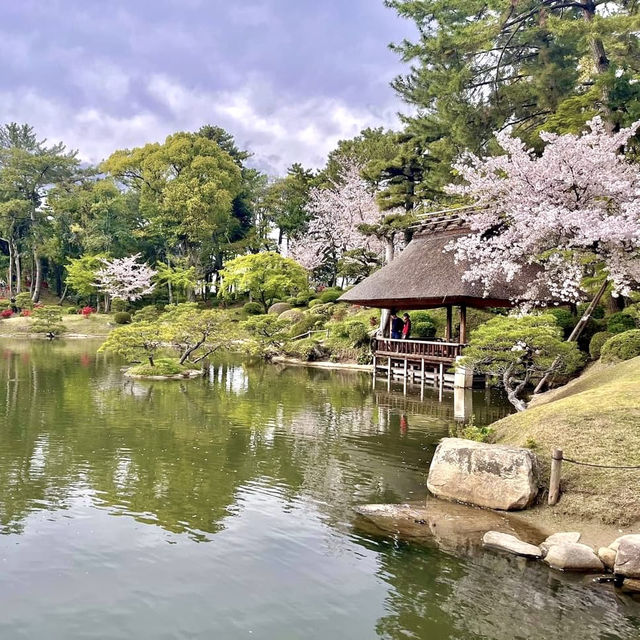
[438,363,444,401]
[420,359,425,396]
[372,355,377,389]
[459,304,467,344]
[445,305,452,342]
[548,448,563,506]
[387,356,391,390]
[403,358,408,395]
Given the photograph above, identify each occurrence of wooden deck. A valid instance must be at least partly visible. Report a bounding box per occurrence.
[372,337,464,364]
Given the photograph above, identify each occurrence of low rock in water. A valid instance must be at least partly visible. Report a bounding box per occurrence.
[540,531,581,557]
[544,543,604,573]
[482,531,542,558]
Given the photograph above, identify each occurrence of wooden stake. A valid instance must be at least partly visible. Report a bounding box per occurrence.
[549,448,563,506]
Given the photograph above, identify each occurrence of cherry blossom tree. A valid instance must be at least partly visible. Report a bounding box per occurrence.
[289,159,386,284]
[448,118,640,306]
[95,254,157,303]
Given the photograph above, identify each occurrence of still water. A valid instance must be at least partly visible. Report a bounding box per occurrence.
[0,339,638,639]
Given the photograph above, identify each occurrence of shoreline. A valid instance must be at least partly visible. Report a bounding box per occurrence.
[272,356,372,372]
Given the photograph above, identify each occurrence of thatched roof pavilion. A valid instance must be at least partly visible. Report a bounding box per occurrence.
[339,213,539,345]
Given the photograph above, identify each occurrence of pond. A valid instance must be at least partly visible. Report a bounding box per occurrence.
[0,339,639,639]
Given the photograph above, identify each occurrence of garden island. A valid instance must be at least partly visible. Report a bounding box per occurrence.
[1,1,640,639]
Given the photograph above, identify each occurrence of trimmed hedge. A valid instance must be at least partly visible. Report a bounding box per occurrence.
[319,289,342,303]
[308,299,324,308]
[601,330,640,363]
[607,312,636,334]
[589,331,613,360]
[114,311,132,325]
[243,302,264,315]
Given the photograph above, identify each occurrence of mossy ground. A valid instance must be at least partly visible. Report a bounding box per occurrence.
[492,356,640,526]
[127,358,189,377]
[0,313,115,336]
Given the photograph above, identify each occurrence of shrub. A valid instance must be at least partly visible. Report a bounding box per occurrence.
[548,308,577,337]
[589,331,614,360]
[81,306,95,317]
[128,357,188,377]
[66,306,78,315]
[20,309,32,317]
[133,305,161,323]
[347,322,369,347]
[410,310,435,324]
[111,299,127,312]
[308,299,324,308]
[294,292,315,307]
[15,292,34,310]
[576,317,605,352]
[607,312,636,334]
[413,321,436,339]
[268,302,292,315]
[601,330,640,363]
[285,338,327,362]
[289,315,323,338]
[114,311,132,325]
[279,309,304,324]
[309,302,334,317]
[243,301,264,315]
[319,289,342,303]
[1,309,13,318]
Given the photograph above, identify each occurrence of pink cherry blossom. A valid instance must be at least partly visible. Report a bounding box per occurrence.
[447,117,640,303]
[95,254,157,302]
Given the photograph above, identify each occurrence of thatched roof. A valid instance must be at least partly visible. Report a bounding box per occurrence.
[339,227,540,310]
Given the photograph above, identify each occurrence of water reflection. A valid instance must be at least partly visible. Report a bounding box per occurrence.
[0,340,638,639]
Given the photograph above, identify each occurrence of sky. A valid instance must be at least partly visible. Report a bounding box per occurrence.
[0,0,415,175]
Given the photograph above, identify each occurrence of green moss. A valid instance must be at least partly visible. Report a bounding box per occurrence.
[128,358,189,377]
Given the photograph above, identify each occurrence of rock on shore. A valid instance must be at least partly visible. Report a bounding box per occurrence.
[426,438,539,511]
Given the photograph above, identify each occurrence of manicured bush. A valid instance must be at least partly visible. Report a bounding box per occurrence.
[308,299,324,308]
[589,331,614,360]
[15,292,34,310]
[268,302,292,315]
[319,289,342,303]
[111,298,127,312]
[1,309,13,318]
[66,306,78,315]
[20,309,32,317]
[133,305,161,323]
[347,322,369,347]
[413,321,436,339]
[548,308,577,337]
[279,309,305,324]
[409,310,435,325]
[607,312,636,334]
[601,330,640,363]
[289,315,323,338]
[243,301,264,315]
[294,292,315,307]
[576,317,605,352]
[114,311,132,325]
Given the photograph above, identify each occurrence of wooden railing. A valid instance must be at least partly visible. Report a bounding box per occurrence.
[372,337,465,362]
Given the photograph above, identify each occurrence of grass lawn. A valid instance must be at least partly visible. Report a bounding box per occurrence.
[0,313,115,337]
[492,356,640,526]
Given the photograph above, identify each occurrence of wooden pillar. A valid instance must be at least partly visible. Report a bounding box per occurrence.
[459,304,467,344]
[445,305,452,342]
[438,363,444,401]
[549,449,563,506]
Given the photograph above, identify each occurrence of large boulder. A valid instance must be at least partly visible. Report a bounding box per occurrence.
[614,535,640,578]
[482,531,542,558]
[426,438,539,511]
[544,543,604,572]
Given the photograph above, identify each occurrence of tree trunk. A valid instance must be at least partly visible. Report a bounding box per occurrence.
[148,355,155,367]
[59,284,68,305]
[7,241,13,297]
[167,279,173,304]
[503,366,527,412]
[384,237,395,264]
[13,245,21,294]
[31,252,42,303]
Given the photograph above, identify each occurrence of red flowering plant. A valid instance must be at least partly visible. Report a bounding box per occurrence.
[81,306,95,318]
[20,309,32,317]
[1,309,13,319]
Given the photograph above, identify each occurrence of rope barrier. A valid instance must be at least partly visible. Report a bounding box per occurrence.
[563,457,640,470]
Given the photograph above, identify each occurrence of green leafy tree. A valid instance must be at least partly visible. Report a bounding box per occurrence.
[155,262,198,304]
[98,322,163,367]
[219,252,308,312]
[461,314,584,411]
[387,0,640,190]
[30,306,65,339]
[65,254,108,306]
[242,314,290,360]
